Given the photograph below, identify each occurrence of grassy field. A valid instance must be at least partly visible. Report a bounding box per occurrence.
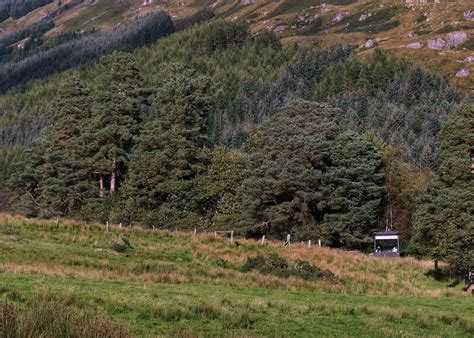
[0,213,473,337]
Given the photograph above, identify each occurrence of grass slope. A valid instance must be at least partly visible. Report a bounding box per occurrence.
[0,214,472,336]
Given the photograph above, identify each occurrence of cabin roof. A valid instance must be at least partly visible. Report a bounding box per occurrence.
[373,231,399,236]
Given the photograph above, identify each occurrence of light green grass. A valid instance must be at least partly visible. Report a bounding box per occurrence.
[0,215,472,336]
[1,274,473,337]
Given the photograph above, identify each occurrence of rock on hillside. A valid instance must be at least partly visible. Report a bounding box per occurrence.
[0,0,472,91]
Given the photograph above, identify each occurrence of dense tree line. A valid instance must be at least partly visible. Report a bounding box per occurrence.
[8,59,386,252]
[0,20,471,273]
[0,0,53,22]
[0,20,96,64]
[1,20,457,167]
[0,11,174,93]
[0,19,53,49]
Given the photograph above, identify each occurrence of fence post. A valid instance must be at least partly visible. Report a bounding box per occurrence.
[193,228,197,237]
[106,221,109,232]
[318,239,322,248]
[214,231,217,239]
[261,235,266,244]
[285,234,291,247]
[230,231,234,243]
[119,222,123,229]
[308,240,311,248]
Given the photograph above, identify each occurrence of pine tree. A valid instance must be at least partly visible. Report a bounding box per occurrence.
[413,104,474,276]
[122,63,214,226]
[242,100,342,239]
[10,76,93,217]
[82,52,147,199]
[320,132,385,249]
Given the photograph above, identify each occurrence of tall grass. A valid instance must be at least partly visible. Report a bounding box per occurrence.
[0,292,130,337]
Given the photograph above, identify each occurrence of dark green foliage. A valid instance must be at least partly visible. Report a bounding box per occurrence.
[413,105,474,275]
[309,49,459,167]
[242,100,384,248]
[0,147,23,189]
[241,253,336,281]
[8,76,95,217]
[320,132,385,248]
[0,11,174,94]
[122,63,214,227]
[82,52,146,199]
[242,253,290,278]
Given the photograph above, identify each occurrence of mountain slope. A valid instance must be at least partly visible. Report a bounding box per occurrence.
[0,0,472,91]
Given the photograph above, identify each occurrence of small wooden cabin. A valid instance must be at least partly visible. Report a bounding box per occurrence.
[374,231,400,257]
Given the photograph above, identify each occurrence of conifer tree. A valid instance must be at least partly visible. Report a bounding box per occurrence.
[10,76,93,216]
[413,104,474,275]
[122,63,214,226]
[82,52,147,198]
[321,132,385,249]
[242,100,342,239]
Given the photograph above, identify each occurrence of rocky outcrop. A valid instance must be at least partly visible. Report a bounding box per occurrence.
[364,39,375,49]
[447,31,468,47]
[464,9,474,22]
[359,12,372,22]
[456,68,470,77]
[332,12,345,24]
[274,25,287,33]
[428,38,446,50]
[406,42,422,49]
[460,56,474,64]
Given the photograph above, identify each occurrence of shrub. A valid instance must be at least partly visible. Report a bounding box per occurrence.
[241,254,336,281]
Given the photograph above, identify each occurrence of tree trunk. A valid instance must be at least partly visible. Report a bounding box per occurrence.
[110,159,117,193]
[99,175,104,198]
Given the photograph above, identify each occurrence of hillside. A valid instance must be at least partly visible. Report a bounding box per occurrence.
[0,213,473,336]
[0,0,472,92]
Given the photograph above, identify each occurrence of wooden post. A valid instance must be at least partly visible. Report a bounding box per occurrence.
[106,221,109,232]
[214,231,217,239]
[308,240,311,248]
[152,225,155,232]
[318,239,322,248]
[119,222,122,229]
[193,228,197,237]
[55,217,59,228]
[230,231,234,243]
[261,235,266,244]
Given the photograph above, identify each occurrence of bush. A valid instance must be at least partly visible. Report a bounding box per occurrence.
[241,254,336,281]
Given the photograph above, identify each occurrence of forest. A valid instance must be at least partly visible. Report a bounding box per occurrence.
[0,19,472,276]
[0,0,53,23]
